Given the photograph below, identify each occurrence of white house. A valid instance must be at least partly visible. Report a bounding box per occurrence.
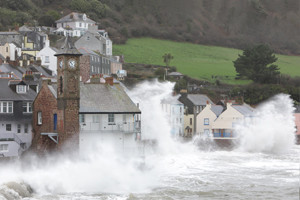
[212,102,254,138]
[196,103,223,137]
[0,78,39,158]
[79,79,141,152]
[55,12,96,37]
[0,42,21,61]
[161,97,184,136]
[36,40,58,75]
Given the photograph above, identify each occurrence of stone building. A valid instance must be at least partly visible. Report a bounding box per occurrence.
[31,37,141,154]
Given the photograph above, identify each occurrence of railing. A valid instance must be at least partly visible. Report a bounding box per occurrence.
[0,133,23,146]
[80,121,141,133]
[213,132,233,138]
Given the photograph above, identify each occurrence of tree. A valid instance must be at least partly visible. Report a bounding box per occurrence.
[162,53,173,67]
[233,44,280,84]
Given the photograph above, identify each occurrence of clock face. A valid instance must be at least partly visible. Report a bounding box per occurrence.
[59,60,63,68]
[68,59,76,69]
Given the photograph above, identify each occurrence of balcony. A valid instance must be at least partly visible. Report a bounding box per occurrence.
[80,121,141,134]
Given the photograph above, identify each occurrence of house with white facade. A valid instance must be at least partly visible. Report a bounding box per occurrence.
[36,40,58,75]
[55,12,96,37]
[0,78,39,158]
[212,102,254,138]
[0,42,21,61]
[196,102,223,137]
[161,97,184,136]
[79,79,141,151]
[75,28,113,56]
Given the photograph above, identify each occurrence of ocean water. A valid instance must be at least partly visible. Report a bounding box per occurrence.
[0,80,299,200]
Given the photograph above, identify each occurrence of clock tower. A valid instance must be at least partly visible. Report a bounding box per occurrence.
[55,36,82,150]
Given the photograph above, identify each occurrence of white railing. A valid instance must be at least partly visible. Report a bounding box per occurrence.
[80,121,141,133]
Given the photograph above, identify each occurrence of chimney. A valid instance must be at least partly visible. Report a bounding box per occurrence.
[105,77,114,86]
[15,25,19,32]
[45,40,50,47]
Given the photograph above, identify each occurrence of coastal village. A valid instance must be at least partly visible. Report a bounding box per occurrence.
[0,12,299,158]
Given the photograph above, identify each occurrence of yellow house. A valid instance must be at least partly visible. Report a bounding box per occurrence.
[212,103,253,138]
[183,113,194,137]
[196,103,223,137]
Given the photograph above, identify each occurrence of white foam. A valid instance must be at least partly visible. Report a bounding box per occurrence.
[235,94,296,153]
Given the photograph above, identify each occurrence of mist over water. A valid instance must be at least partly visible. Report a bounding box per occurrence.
[0,80,299,200]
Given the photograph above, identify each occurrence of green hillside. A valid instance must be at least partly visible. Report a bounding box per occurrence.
[114,38,300,85]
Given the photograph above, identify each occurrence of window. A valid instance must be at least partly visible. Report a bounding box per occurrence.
[123,114,126,124]
[37,112,42,125]
[0,101,13,113]
[17,124,21,133]
[108,114,114,124]
[180,107,182,114]
[204,118,209,125]
[23,102,32,113]
[93,115,100,123]
[6,47,8,52]
[79,114,85,123]
[91,66,94,72]
[45,56,50,63]
[24,124,28,133]
[17,85,27,93]
[6,124,11,131]
[79,22,82,27]
[0,144,8,152]
[190,118,192,125]
[60,76,63,94]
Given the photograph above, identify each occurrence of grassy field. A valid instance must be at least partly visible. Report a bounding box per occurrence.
[113,38,300,85]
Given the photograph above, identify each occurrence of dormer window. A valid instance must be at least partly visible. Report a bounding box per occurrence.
[83,14,87,21]
[17,85,27,93]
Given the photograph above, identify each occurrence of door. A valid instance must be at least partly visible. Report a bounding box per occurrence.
[54,114,57,131]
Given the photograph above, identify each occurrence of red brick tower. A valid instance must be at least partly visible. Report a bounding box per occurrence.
[55,37,82,150]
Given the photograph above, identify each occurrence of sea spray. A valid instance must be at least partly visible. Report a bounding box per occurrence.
[235,94,296,153]
[0,80,188,196]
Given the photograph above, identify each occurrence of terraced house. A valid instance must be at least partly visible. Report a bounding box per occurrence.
[0,77,39,157]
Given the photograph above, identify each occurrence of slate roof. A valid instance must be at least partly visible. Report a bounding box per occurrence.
[0,64,23,79]
[187,94,214,106]
[0,78,37,101]
[55,36,82,56]
[80,83,141,114]
[48,84,57,98]
[55,12,95,24]
[232,104,254,116]
[210,105,224,117]
[78,47,98,56]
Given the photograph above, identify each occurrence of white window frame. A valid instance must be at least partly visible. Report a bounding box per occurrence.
[37,111,42,125]
[0,101,13,113]
[79,114,85,123]
[23,102,32,113]
[204,118,209,125]
[17,85,27,93]
[6,124,11,131]
[108,114,115,125]
[0,144,8,152]
[45,56,50,63]
[17,124,21,133]
[93,115,100,123]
